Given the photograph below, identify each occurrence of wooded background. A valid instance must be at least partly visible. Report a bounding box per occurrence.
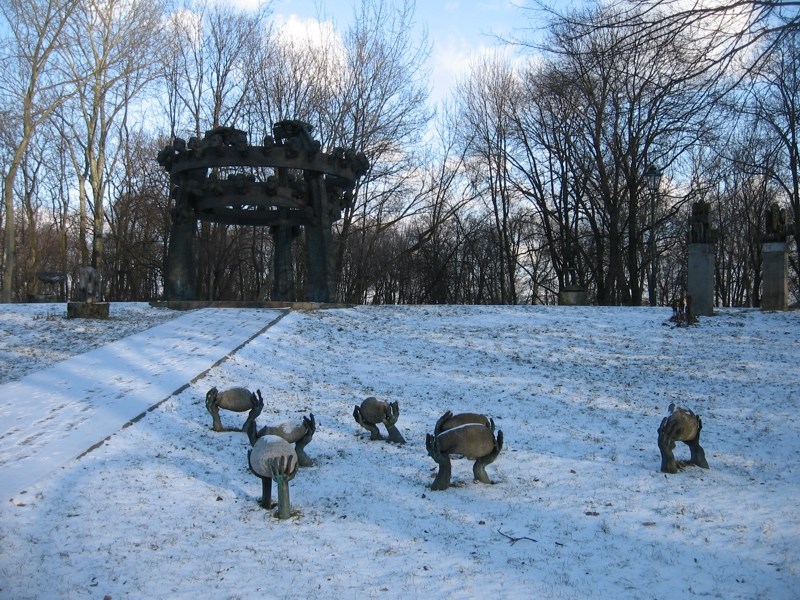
[1,0,798,306]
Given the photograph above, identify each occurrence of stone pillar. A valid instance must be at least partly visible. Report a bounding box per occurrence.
[761,242,789,311]
[687,243,715,316]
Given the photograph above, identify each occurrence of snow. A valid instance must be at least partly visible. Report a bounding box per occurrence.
[0,303,798,599]
[0,303,285,499]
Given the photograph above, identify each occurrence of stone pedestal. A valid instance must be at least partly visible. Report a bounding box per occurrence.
[688,243,715,316]
[558,285,588,306]
[761,242,789,311]
[67,302,110,319]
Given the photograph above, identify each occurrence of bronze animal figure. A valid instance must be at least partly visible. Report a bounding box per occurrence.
[658,403,709,474]
[353,397,406,444]
[426,410,503,491]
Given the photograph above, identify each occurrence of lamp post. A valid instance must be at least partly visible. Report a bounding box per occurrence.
[644,164,662,307]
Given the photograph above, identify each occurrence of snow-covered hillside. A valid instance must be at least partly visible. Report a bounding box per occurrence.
[1,303,798,599]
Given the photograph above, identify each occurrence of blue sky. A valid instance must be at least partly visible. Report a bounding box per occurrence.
[267,0,531,102]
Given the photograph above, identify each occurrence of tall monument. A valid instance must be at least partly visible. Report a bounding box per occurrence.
[687,200,717,317]
[157,123,369,303]
[761,203,791,311]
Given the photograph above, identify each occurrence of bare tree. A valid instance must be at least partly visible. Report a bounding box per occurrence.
[61,0,166,274]
[515,3,723,305]
[507,63,588,298]
[243,17,326,135]
[324,0,432,303]
[530,0,800,84]
[162,1,270,135]
[0,0,80,302]
[455,52,523,304]
[104,131,171,300]
[745,28,800,289]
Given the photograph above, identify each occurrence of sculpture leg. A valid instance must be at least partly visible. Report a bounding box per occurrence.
[426,433,452,491]
[294,444,313,468]
[354,405,383,440]
[473,430,502,484]
[208,405,224,432]
[431,457,453,491]
[381,402,405,443]
[295,414,315,467]
[241,406,259,435]
[366,424,383,441]
[472,460,493,484]
[269,456,297,520]
[275,479,292,520]
[246,419,258,446]
[259,477,274,509]
[242,391,264,435]
[385,424,406,445]
[658,418,679,474]
[686,435,709,469]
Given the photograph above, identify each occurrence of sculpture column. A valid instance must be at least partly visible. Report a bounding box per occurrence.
[687,244,715,316]
[305,173,336,303]
[761,242,789,311]
[271,219,296,301]
[158,138,200,302]
[687,201,717,317]
[165,188,198,301]
[761,203,791,311]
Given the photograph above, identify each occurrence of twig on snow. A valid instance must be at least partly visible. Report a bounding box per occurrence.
[498,529,538,545]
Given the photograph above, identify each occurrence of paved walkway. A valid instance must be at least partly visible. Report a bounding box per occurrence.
[0,308,288,500]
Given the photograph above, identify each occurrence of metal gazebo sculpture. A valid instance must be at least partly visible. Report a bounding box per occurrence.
[157,122,369,302]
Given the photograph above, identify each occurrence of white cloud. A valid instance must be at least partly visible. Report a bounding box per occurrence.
[215,0,264,10]
[273,13,339,49]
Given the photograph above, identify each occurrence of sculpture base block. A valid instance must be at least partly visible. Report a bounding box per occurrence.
[67,302,109,320]
[558,287,588,306]
[761,242,789,311]
[688,243,715,316]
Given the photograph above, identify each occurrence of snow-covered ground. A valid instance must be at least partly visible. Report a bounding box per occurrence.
[0,302,180,384]
[0,303,798,599]
[0,303,286,499]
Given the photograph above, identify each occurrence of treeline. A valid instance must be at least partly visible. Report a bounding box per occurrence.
[0,0,797,306]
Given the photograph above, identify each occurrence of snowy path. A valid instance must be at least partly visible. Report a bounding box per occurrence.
[0,307,286,499]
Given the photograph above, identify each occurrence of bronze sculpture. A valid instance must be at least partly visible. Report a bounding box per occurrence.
[157,123,369,302]
[657,403,709,473]
[205,387,263,434]
[353,397,406,444]
[426,411,503,491]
